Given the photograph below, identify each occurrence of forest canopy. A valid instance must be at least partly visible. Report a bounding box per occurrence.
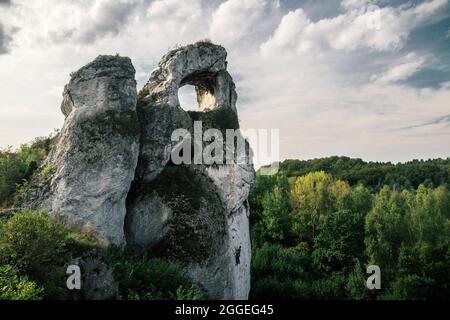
[250,158,450,300]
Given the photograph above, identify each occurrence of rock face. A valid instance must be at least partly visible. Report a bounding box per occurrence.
[20,42,255,299]
[20,55,140,245]
[67,257,119,300]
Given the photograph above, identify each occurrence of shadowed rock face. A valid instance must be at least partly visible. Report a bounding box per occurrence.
[19,42,255,299]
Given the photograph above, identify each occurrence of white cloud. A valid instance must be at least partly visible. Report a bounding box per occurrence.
[77,0,142,44]
[0,0,449,164]
[261,0,448,57]
[260,8,311,56]
[371,53,425,84]
[146,0,203,34]
[341,0,374,10]
[209,0,270,45]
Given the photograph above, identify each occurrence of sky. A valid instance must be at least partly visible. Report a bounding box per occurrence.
[0,0,449,164]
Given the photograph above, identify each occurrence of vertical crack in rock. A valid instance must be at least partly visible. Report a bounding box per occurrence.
[235,246,242,266]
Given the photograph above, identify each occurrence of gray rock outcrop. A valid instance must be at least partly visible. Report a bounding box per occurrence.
[19,41,255,299]
[19,55,140,245]
[125,42,255,299]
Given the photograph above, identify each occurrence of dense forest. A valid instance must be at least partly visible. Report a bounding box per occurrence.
[250,158,450,299]
[1,138,449,299]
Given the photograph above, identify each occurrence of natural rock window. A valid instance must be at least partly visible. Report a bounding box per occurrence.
[177,84,198,112]
[180,72,218,112]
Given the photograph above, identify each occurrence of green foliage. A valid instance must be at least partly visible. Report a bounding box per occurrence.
[0,150,26,207]
[0,134,56,207]
[0,211,202,300]
[278,156,450,191]
[248,173,282,223]
[290,172,351,246]
[42,164,53,176]
[0,264,43,300]
[312,210,365,274]
[0,211,97,298]
[249,166,450,300]
[365,185,450,299]
[310,272,348,299]
[365,187,413,281]
[345,260,369,300]
[0,211,68,273]
[106,246,203,300]
[250,243,312,300]
[251,175,292,246]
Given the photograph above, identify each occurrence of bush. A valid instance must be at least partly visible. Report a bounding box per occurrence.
[0,211,203,300]
[0,211,100,298]
[0,134,57,207]
[0,264,43,300]
[106,246,203,300]
[0,211,68,272]
[250,243,312,299]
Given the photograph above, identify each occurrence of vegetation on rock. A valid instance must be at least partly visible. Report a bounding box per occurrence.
[0,211,202,300]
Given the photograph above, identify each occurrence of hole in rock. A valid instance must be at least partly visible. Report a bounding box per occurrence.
[178,85,199,112]
[178,72,218,112]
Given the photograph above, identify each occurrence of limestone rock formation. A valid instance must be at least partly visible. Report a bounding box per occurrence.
[125,42,255,299]
[20,55,140,245]
[19,41,255,299]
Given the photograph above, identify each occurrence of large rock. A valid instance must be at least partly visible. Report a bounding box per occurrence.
[20,55,140,245]
[126,41,255,299]
[19,42,255,300]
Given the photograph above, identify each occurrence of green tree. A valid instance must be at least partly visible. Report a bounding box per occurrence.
[365,186,413,282]
[291,172,351,246]
[254,175,292,245]
[0,134,57,207]
[312,210,365,274]
[250,243,312,300]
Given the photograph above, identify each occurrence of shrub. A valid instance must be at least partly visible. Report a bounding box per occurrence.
[0,134,57,207]
[106,246,203,300]
[0,211,202,300]
[0,211,69,273]
[0,211,100,298]
[0,264,43,300]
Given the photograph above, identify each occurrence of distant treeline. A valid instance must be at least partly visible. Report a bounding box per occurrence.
[278,156,450,190]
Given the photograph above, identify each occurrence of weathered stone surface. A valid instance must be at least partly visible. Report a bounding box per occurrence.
[20,55,140,245]
[20,41,255,300]
[135,42,237,183]
[68,257,119,300]
[126,165,230,299]
[126,41,255,299]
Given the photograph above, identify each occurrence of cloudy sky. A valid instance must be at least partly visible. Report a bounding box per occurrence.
[0,0,449,164]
